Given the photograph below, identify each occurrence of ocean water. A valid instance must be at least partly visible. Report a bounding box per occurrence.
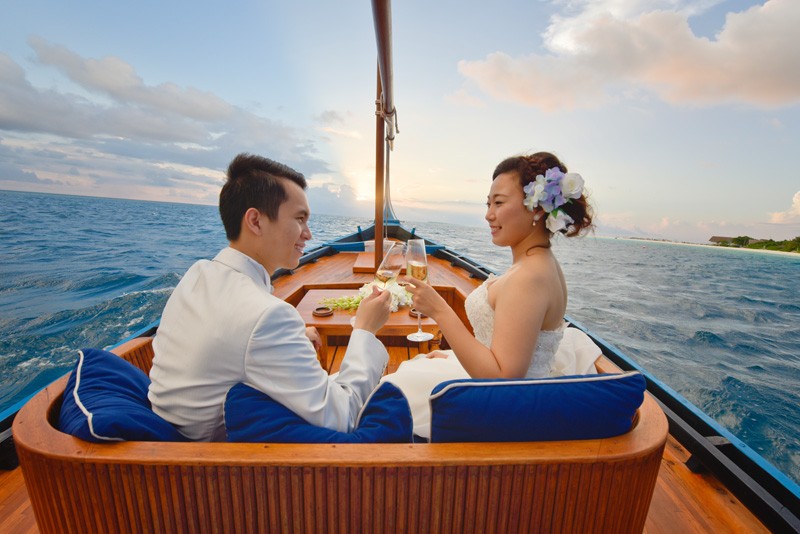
[2,190,799,485]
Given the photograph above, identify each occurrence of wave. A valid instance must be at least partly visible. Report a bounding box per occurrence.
[777,302,800,313]
[735,295,778,307]
[691,330,727,347]
[692,376,800,482]
[0,278,173,412]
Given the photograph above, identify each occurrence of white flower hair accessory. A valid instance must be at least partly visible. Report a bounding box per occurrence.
[522,166,584,233]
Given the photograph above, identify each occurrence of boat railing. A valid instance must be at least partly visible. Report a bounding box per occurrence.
[432,248,495,280]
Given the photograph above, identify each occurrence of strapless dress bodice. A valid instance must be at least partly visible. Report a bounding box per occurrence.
[464,275,564,378]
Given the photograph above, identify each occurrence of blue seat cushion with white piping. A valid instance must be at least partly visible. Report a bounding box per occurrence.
[429,372,646,443]
[224,381,413,443]
[58,348,186,442]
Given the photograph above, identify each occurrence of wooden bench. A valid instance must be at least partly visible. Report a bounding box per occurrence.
[14,337,668,533]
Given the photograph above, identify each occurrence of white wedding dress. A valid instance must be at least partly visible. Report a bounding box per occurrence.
[381,275,600,439]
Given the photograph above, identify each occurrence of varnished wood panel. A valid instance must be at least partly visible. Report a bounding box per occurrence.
[46,462,648,533]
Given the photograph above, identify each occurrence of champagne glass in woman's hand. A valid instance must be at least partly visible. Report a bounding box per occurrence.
[405,239,434,342]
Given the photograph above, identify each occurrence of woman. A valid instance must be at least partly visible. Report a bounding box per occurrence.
[382,151,599,438]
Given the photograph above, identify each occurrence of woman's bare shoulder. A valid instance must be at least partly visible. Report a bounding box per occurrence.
[497,256,553,292]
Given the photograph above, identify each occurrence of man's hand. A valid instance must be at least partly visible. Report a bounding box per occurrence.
[305,327,322,352]
[353,286,392,334]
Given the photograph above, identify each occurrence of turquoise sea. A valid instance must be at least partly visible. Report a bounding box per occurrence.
[1,189,799,484]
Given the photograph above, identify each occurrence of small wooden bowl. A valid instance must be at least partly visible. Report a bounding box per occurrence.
[409,308,427,319]
[312,306,334,317]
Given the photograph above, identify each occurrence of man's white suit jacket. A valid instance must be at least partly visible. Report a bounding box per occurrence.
[148,247,389,441]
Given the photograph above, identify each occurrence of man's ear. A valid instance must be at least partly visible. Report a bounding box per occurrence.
[242,207,263,236]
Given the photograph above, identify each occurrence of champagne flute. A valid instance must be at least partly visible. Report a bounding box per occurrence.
[351,242,406,328]
[405,239,434,342]
[374,242,405,288]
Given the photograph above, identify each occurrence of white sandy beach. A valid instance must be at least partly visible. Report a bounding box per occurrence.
[602,236,800,258]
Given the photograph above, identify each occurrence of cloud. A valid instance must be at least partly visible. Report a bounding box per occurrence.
[307,183,372,217]
[29,37,233,121]
[457,0,800,111]
[0,39,330,198]
[315,110,345,124]
[317,126,362,140]
[0,160,46,183]
[444,88,485,108]
[770,191,800,223]
[314,110,362,140]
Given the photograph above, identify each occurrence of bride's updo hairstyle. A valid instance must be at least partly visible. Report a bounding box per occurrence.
[492,151,593,237]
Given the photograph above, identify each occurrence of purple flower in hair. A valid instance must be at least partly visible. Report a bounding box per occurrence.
[522,165,585,233]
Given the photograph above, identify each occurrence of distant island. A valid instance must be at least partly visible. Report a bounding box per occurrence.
[622,235,800,254]
[708,235,800,253]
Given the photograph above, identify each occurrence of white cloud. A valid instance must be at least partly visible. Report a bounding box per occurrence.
[314,110,362,140]
[444,88,485,108]
[0,39,331,199]
[317,126,362,140]
[770,191,800,223]
[457,0,800,111]
[315,110,345,124]
[29,37,233,121]
[307,183,373,218]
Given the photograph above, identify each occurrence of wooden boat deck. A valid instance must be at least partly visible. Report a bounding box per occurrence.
[1,251,769,532]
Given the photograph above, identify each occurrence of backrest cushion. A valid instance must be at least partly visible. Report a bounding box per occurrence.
[58,348,185,442]
[225,382,413,443]
[429,372,646,443]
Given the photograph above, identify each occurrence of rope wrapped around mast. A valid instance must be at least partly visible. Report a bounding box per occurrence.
[371,0,397,149]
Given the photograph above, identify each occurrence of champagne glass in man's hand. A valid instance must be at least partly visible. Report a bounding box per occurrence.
[374,242,405,288]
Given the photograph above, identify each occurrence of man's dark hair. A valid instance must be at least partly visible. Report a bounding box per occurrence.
[219,153,307,241]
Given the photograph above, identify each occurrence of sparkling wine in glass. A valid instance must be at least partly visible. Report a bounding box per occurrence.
[405,239,434,342]
[374,242,405,288]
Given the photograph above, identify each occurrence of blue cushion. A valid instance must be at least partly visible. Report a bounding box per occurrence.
[429,372,646,443]
[224,382,413,443]
[58,348,186,442]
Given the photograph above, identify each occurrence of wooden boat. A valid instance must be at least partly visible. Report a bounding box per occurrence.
[2,1,799,532]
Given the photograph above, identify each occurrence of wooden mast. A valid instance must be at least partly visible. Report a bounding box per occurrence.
[371,0,397,271]
[374,66,385,270]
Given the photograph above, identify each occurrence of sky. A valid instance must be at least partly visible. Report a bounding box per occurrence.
[1,0,798,243]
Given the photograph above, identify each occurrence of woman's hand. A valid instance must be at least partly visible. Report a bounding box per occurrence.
[353,285,392,334]
[401,276,448,320]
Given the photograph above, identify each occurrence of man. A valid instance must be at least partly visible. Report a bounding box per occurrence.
[148,153,391,441]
